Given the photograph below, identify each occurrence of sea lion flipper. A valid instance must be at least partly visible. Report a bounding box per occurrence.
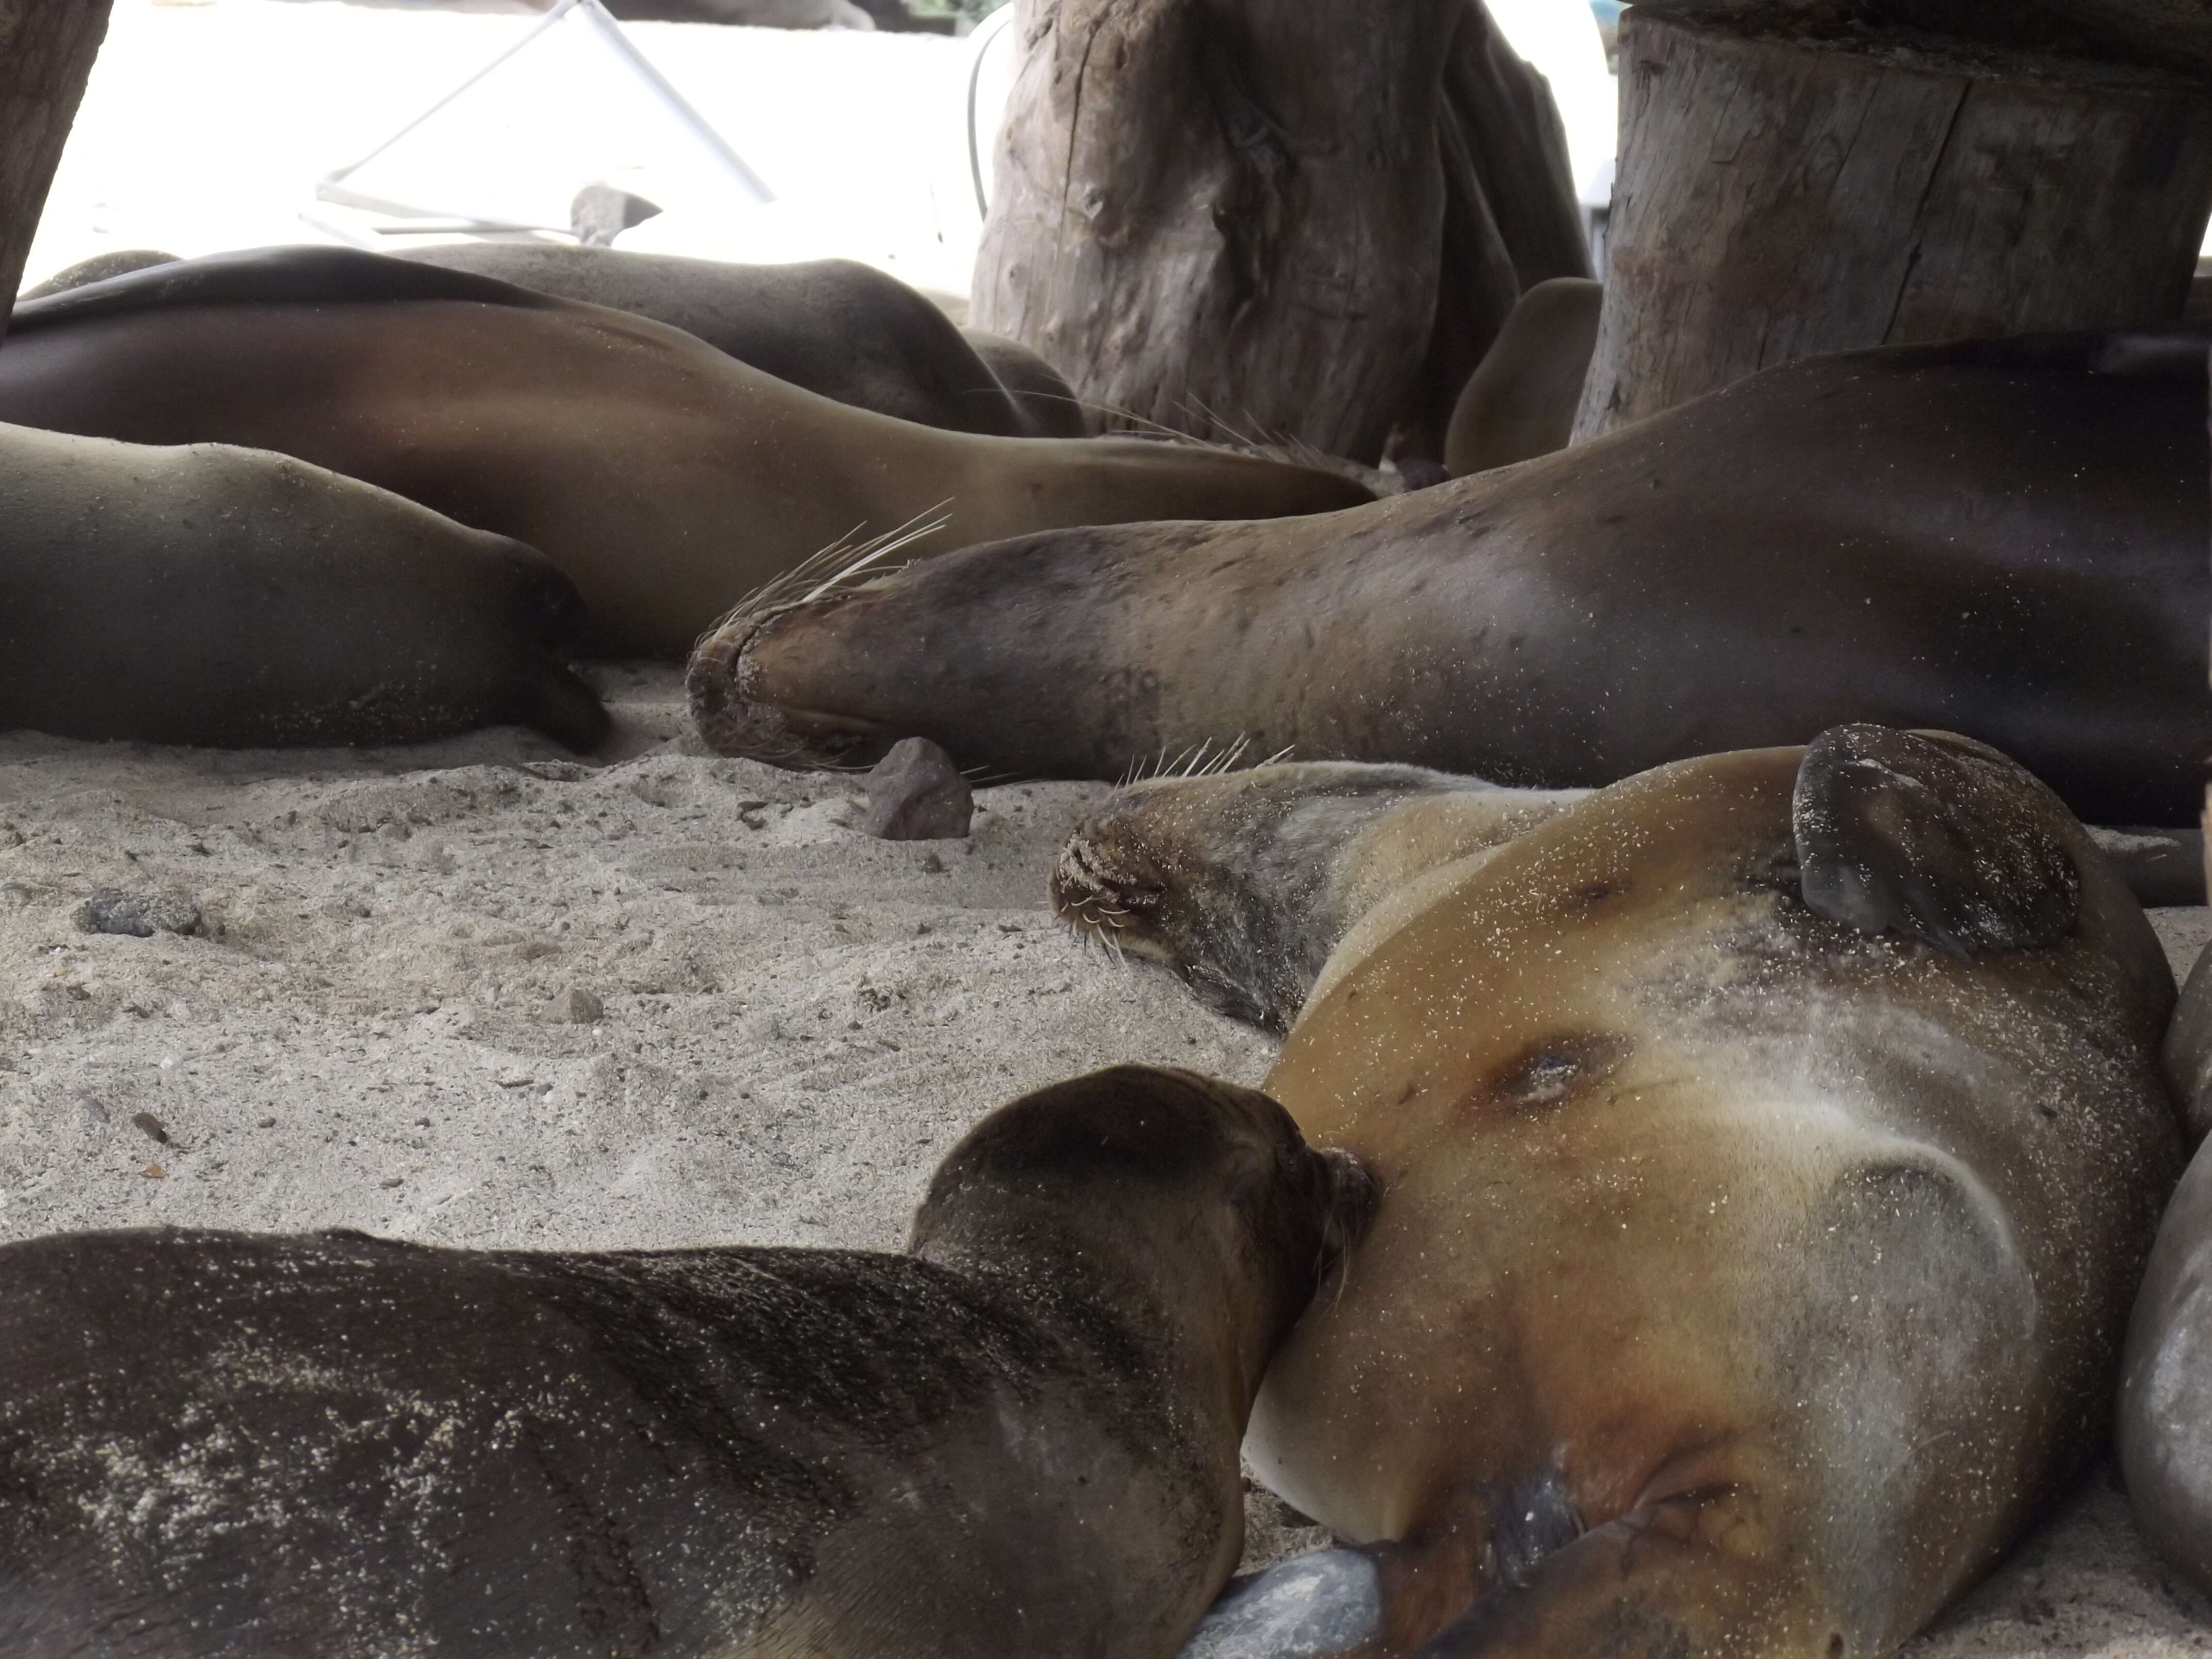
[522,660,611,753]
[1792,724,2079,958]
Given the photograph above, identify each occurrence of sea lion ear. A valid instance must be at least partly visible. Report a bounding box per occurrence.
[1792,724,2080,959]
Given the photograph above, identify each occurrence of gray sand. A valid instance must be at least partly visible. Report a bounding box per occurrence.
[1,663,2205,1642]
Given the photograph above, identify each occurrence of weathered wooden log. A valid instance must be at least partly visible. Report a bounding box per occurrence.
[0,0,111,334]
[1575,1,2212,440]
[972,0,1585,464]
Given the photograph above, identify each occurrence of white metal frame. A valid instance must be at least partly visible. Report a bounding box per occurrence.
[314,0,773,238]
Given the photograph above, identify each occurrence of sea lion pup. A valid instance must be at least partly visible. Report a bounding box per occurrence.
[2117,943,2212,1600]
[1099,725,2179,1658]
[1054,766,2207,1031]
[0,247,1365,658]
[0,1065,1378,1659]
[1441,276,1602,477]
[0,420,605,749]
[394,242,1089,438]
[689,327,2210,825]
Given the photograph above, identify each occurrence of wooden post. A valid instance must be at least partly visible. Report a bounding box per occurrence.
[0,0,112,336]
[972,0,1586,464]
[1575,2,2212,441]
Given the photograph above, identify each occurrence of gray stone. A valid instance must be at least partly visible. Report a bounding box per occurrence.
[75,889,202,938]
[564,986,606,1024]
[570,184,663,249]
[860,738,972,841]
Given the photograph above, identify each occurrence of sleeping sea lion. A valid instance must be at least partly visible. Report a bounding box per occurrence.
[688,328,2211,825]
[1051,760,2205,1032]
[0,247,1366,658]
[0,1065,1378,1659]
[395,243,1089,437]
[1060,726,2182,1657]
[2116,942,2212,1600]
[0,420,604,750]
[1441,276,1602,477]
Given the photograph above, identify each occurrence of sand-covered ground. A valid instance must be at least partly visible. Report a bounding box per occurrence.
[0,665,2207,1639]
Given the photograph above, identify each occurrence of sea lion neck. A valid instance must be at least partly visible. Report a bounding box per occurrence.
[909,1178,1277,1427]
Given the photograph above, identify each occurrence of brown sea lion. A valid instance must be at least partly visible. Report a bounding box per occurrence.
[1065,726,2183,1657]
[688,328,2210,825]
[1051,761,2205,1032]
[1441,276,1603,477]
[0,247,1366,658]
[0,1065,1377,1659]
[395,243,1089,437]
[0,420,604,750]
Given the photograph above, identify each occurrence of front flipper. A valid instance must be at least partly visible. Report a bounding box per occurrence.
[1792,725,2079,958]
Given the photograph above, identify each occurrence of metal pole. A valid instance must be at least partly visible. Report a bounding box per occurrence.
[571,0,774,205]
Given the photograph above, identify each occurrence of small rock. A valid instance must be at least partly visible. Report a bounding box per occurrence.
[1391,456,1451,491]
[141,1163,165,1180]
[570,183,663,248]
[564,987,606,1024]
[76,889,202,939]
[131,1112,169,1145]
[256,1116,277,1129]
[380,1176,403,1190]
[861,738,972,840]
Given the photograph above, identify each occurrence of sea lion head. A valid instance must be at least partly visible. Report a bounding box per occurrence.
[914,1065,1379,1364]
[1052,762,1465,1029]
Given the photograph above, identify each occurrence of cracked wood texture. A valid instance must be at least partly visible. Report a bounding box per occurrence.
[1575,1,2212,441]
[0,0,110,337]
[971,0,1587,465]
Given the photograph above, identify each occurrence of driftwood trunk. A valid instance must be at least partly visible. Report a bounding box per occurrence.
[1576,1,2212,440]
[0,0,111,336]
[972,0,1587,464]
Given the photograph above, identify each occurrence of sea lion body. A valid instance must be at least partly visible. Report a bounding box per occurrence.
[0,1067,1376,1658]
[2117,945,2212,1599]
[1442,276,1602,477]
[0,420,604,749]
[395,243,1088,437]
[690,329,2210,824]
[1066,730,2181,1656]
[0,248,1364,657]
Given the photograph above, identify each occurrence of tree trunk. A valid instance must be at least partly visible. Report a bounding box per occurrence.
[1575,1,2212,441]
[972,0,1586,464]
[0,0,112,337]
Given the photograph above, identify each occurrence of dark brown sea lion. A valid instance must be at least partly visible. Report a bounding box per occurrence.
[689,328,2210,825]
[1067,727,2183,1657]
[1441,276,1602,477]
[2117,940,2212,1601]
[395,243,1089,437]
[0,1065,1377,1659]
[0,247,1366,658]
[0,420,604,749]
